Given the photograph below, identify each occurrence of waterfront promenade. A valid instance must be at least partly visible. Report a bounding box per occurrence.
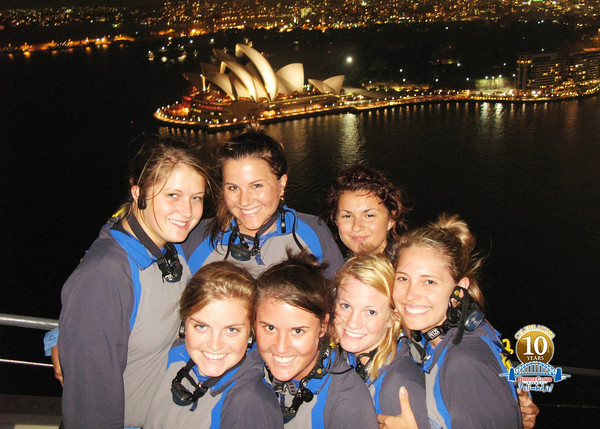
[154,84,600,131]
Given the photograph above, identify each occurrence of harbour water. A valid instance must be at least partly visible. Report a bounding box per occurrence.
[1,42,599,425]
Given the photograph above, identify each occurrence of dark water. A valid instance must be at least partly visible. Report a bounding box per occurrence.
[1,43,599,425]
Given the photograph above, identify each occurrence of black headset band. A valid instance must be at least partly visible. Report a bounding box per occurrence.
[172,356,246,405]
[422,286,483,344]
[354,347,378,381]
[125,213,183,282]
[267,342,333,422]
[225,204,304,261]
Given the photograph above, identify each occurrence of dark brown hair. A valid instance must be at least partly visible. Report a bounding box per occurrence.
[325,165,409,255]
[255,251,332,327]
[209,126,289,244]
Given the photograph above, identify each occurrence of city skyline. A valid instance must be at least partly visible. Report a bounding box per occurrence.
[0,0,163,8]
[4,1,600,40]
[2,0,599,95]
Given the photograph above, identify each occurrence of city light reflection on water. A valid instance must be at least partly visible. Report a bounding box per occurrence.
[337,113,363,165]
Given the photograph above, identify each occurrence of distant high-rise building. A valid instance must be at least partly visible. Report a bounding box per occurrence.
[566,49,600,85]
[516,53,564,94]
[515,49,600,94]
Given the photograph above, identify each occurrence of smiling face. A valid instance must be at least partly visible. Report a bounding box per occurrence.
[393,245,467,346]
[335,191,394,255]
[334,276,391,357]
[184,298,251,378]
[133,163,206,248]
[222,156,287,237]
[255,299,328,382]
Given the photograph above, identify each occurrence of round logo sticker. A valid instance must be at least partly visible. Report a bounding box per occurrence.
[514,325,555,364]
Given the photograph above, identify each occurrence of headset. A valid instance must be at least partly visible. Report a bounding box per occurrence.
[171,359,213,406]
[422,285,484,345]
[267,342,354,423]
[225,203,303,262]
[266,342,332,423]
[354,348,378,382]
[170,357,245,406]
[126,212,183,283]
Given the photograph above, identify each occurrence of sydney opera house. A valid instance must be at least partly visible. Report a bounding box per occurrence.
[155,44,346,129]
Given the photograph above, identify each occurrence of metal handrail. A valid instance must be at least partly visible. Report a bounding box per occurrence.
[1,313,58,368]
[0,313,58,330]
[558,366,600,378]
[0,357,53,368]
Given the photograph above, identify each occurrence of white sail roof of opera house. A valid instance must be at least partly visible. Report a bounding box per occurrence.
[307,76,345,96]
[235,44,278,101]
[183,44,343,102]
[276,63,304,94]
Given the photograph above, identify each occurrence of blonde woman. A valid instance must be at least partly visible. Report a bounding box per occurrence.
[333,255,428,427]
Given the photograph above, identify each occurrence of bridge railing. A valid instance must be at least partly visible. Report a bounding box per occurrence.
[0,313,57,369]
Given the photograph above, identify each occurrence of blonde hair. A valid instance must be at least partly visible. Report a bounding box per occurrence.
[396,213,486,310]
[334,254,401,380]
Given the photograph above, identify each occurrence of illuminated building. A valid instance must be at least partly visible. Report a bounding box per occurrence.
[516,49,600,95]
[516,53,564,94]
[566,50,600,85]
[155,44,345,127]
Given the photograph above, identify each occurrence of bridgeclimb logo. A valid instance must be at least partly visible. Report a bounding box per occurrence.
[501,324,570,393]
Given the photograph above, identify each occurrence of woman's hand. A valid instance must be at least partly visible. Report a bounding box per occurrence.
[518,388,539,428]
[50,346,63,387]
[377,387,419,429]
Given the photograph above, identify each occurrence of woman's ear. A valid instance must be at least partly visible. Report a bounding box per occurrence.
[387,210,396,232]
[131,186,147,210]
[319,313,330,338]
[278,174,288,197]
[386,312,395,328]
[387,220,395,232]
[131,185,141,204]
[458,277,471,290]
